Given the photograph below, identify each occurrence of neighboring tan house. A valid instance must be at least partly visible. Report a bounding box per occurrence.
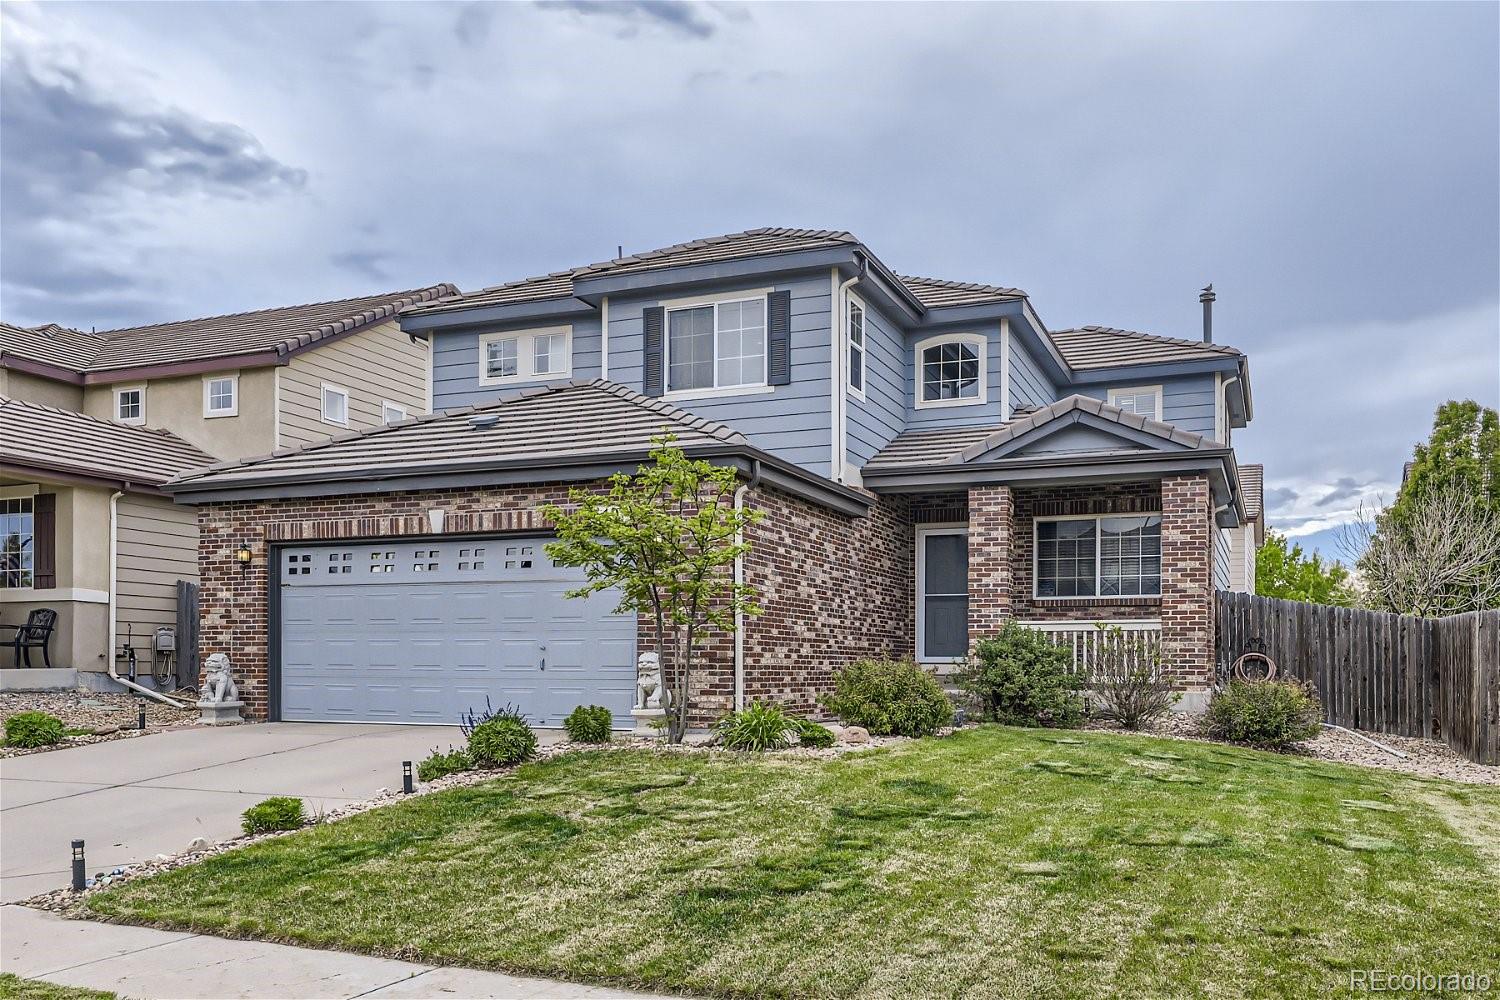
[1224,463,1263,593]
[0,285,454,687]
[164,228,1257,726]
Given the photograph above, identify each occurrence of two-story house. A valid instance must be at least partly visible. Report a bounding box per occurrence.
[163,229,1256,726]
[0,285,452,690]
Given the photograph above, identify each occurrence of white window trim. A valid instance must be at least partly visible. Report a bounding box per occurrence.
[1032,512,1163,601]
[477,326,572,387]
[320,382,350,426]
[661,290,771,399]
[913,333,987,410]
[846,291,867,402]
[114,385,146,425]
[1107,384,1164,422]
[381,400,408,424]
[916,523,969,664]
[202,372,239,418]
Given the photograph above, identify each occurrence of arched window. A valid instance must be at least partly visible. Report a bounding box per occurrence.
[914,333,986,408]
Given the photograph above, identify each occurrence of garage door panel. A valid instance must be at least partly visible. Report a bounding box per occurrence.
[279,537,636,725]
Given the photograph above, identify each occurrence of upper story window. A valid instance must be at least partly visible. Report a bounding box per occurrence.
[847,295,866,399]
[203,374,238,417]
[914,333,986,409]
[1035,515,1162,599]
[381,401,408,424]
[1108,385,1163,422]
[478,326,572,386]
[115,386,145,425]
[321,383,350,426]
[665,294,766,394]
[0,496,34,589]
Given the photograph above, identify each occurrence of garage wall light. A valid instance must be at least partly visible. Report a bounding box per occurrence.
[234,544,253,565]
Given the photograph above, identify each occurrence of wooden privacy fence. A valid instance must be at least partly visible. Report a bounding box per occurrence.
[1215,591,1499,765]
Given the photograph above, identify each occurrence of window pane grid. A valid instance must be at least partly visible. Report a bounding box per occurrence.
[1,497,35,589]
[848,302,865,392]
[921,342,980,401]
[208,379,234,411]
[1036,516,1160,598]
[668,298,767,392]
[485,338,518,378]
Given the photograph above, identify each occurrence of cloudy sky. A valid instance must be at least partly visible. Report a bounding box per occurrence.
[3,1,1496,557]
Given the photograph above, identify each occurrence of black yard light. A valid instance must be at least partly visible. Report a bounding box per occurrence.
[402,760,414,794]
[137,701,147,731]
[71,840,86,891]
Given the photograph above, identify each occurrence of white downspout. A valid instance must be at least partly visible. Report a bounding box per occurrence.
[999,317,1012,422]
[599,295,610,381]
[830,269,860,483]
[732,459,761,712]
[107,489,182,706]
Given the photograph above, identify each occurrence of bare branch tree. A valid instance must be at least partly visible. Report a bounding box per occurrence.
[1341,484,1500,617]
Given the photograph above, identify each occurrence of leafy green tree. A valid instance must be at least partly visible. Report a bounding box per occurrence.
[1393,400,1500,522]
[1255,530,1357,606]
[542,437,761,743]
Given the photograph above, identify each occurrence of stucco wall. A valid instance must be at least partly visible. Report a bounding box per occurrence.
[82,367,278,461]
[0,370,84,410]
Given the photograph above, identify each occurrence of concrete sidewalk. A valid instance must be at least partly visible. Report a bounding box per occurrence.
[1,905,668,999]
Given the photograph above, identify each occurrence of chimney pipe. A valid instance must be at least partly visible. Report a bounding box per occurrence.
[1199,284,1215,343]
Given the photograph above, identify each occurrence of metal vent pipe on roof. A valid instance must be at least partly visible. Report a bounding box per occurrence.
[1199,284,1215,343]
[469,413,500,429]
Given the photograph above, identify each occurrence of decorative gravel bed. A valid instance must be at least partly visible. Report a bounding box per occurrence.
[0,691,198,757]
[1094,711,1499,786]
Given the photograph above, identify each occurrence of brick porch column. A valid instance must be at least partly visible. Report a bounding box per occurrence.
[1160,473,1214,695]
[967,485,1014,644]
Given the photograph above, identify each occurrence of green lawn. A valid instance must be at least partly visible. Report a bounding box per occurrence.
[0,975,115,1000]
[88,727,1500,999]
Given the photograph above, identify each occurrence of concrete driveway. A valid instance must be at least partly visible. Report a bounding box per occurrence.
[0,722,546,904]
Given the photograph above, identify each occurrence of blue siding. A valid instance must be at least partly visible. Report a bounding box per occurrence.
[846,294,907,466]
[1077,374,1219,438]
[607,275,834,478]
[1008,334,1056,410]
[431,317,602,410]
[904,323,1006,431]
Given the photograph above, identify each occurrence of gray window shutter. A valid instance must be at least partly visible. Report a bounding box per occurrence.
[642,306,665,396]
[767,290,792,386]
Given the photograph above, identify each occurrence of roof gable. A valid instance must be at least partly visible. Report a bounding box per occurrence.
[0,395,216,490]
[1049,325,1241,370]
[962,397,1207,463]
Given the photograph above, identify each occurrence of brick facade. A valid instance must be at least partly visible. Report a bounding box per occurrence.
[195,472,1217,724]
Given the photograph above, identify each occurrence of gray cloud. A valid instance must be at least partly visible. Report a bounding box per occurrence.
[1264,487,1300,513]
[534,0,718,39]
[1314,477,1371,508]
[453,3,494,46]
[330,251,393,283]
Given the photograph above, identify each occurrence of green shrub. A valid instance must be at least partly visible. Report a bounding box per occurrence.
[467,716,538,767]
[793,717,836,748]
[241,796,305,835]
[962,624,1085,728]
[3,711,66,748]
[1204,679,1323,749]
[716,702,795,751]
[416,746,472,782]
[821,658,954,737]
[1090,625,1178,730]
[563,705,613,743]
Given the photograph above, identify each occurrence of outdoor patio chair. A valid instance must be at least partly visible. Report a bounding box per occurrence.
[1,608,58,668]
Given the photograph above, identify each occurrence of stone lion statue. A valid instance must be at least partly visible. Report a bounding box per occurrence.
[202,653,239,704]
[636,651,663,710]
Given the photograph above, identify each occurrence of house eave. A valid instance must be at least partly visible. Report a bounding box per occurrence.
[0,460,171,497]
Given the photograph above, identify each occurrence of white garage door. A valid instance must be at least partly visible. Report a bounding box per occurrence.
[276,537,636,726]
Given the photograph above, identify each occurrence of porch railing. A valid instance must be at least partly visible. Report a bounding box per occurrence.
[1018,619,1162,681]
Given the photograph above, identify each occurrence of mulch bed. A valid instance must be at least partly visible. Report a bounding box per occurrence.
[0,691,199,758]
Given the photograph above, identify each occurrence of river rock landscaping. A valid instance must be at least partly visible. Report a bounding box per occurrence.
[0,692,197,757]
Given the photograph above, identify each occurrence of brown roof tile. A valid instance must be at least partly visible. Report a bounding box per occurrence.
[1049,325,1242,370]
[0,396,217,488]
[898,275,1026,308]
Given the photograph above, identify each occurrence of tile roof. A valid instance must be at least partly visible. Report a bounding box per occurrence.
[0,396,217,488]
[864,394,1212,473]
[1,285,456,375]
[1049,326,1242,370]
[897,275,1026,308]
[409,228,859,317]
[1239,463,1263,520]
[168,380,750,491]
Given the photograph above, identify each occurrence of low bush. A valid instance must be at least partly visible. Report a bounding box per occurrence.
[241,796,305,835]
[3,711,66,748]
[416,746,472,782]
[1090,625,1178,730]
[563,705,613,743]
[821,658,954,737]
[962,624,1085,728]
[793,718,836,748]
[459,696,528,739]
[1204,679,1323,749]
[717,702,795,751]
[468,716,538,768]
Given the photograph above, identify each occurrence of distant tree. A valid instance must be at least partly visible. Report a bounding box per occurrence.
[1255,530,1357,606]
[1344,485,1500,617]
[1393,400,1500,523]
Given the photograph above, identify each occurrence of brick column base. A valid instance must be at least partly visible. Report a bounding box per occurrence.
[967,485,1014,645]
[1160,473,1214,692]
